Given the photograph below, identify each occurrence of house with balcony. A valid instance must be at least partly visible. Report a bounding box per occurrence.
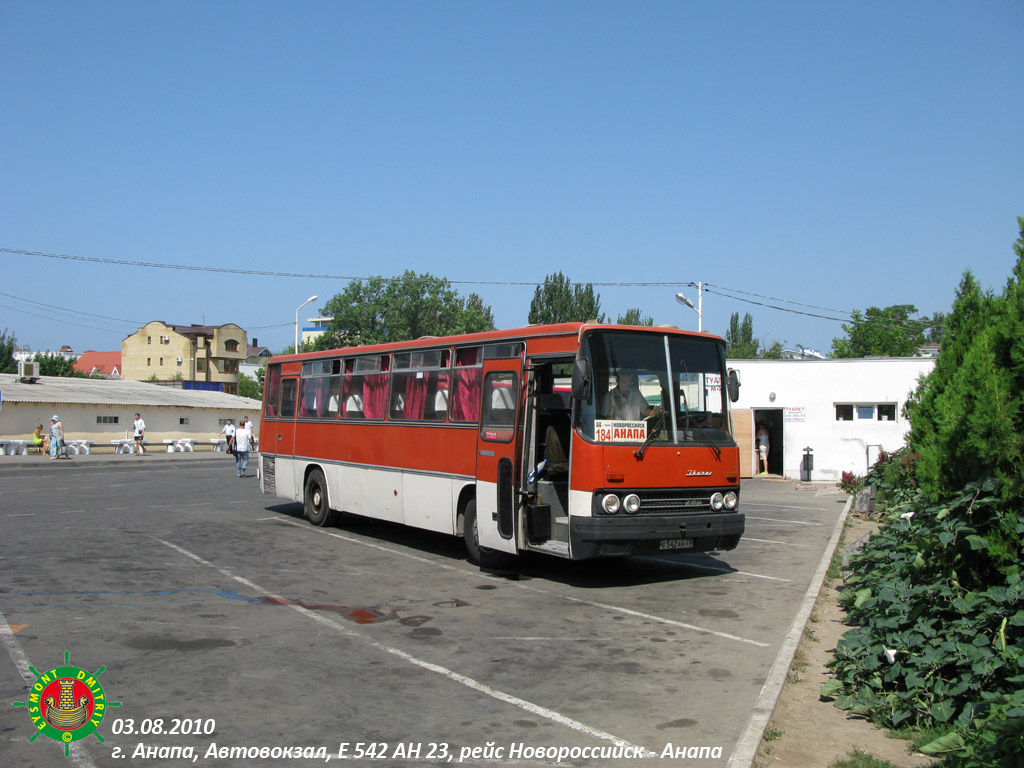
[121,322,247,395]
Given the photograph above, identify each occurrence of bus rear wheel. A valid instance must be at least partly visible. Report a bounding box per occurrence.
[463,499,513,569]
[304,469,336,527]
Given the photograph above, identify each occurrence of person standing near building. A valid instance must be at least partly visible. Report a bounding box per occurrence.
[756,423,770,475]
[233,418,254,477]
[219,419,236,454]
[49,416,64,459]
[133,412,147,455]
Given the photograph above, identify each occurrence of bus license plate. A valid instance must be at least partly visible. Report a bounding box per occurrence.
[659,538,694,550]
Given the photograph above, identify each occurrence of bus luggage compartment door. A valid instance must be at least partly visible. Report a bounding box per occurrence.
[475,363,520,555]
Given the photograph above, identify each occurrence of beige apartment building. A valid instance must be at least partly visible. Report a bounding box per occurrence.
[122,321,248,394]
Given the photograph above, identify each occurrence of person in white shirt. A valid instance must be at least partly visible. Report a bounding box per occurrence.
[233,421,254,477]
[219,419,236,454]
[133,413,146,455]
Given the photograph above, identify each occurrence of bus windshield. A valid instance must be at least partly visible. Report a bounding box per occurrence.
[576,330,733,446]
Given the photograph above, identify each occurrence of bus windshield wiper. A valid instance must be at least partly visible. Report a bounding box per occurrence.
[634,410,667,460]
[691,421,722,460]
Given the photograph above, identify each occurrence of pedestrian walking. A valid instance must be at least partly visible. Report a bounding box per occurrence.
[233,418,254,477]
[48,416,64,459]
[133,412,147,455]
[219,419,236,455]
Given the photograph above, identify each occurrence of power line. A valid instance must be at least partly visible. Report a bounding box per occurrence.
[2,245,940,334]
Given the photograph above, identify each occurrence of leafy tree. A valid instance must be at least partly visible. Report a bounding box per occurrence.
[725,312,759,358]
[760,340,785,359]
[825,218,1024,768]
[238,372,262,401]
[33,352,78,377]
[831,304,927,358]
[0,328,16,373]
[317,271,495,347]
[616,308,653,326]
[528,272,605,324]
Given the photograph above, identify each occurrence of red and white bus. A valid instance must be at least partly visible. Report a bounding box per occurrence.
[259,322,744,567]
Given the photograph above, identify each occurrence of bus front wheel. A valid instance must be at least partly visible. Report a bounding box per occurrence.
[304,469,336,527]
[463,500,513,569]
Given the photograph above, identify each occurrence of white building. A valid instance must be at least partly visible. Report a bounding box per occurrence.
[0,374,261,449]
[727,357,935,482]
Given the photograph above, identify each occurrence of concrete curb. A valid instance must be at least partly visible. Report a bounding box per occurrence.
[0,451,253,470]
[727,494,853,767]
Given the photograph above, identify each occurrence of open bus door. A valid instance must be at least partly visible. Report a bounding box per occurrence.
[474,358,522,558]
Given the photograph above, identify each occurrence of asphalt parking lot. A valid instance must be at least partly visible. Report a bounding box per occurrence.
[0,454,848,767]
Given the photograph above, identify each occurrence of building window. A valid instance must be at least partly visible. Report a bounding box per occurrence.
[159,357,164,366]
[179,417,189,425]
[836,403,897,421]
[218,418,232,426]
[856,405,875,420]
[197,359,206,373]
[222,359,239,374]
[147,336,152,344]
[147,357,151,366]
[161,335,170,345]
[96,415,120,424]
[225,340,239,352]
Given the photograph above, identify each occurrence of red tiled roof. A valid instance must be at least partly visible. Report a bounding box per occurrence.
[73,350,122,376]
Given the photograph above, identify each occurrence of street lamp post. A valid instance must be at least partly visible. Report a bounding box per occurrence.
[675,281,703,332]
[295,295,318,352]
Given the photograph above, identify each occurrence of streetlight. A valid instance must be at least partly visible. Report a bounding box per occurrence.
[675,281,703,332]
[295,295,318,352]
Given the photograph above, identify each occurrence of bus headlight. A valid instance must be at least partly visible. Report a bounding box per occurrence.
[623,494,641,514]
[710,492,725,511]
[602,494,621,514]
[724,492,738,510]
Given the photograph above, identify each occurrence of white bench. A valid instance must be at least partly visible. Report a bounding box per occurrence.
[67,440,94,455]
[211,438,228,451]
[163,438,196,452]
[111,439,145,454]
[1,440,27,456]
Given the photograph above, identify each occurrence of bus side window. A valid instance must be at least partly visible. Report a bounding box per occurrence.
[451,346,482,422]
[279,378,298,419]
[264,364,282,417]
[481,371,517,441]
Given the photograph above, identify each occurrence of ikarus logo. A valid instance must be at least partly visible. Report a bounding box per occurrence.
[12,650,122,757]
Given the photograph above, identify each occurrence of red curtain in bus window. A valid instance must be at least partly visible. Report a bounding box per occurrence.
[265,365,281,417]
[451,367,481,421]
[404,375,427,419]
[363,373,389,419]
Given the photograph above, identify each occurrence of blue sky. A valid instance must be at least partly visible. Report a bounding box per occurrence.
[2,1,1022,356]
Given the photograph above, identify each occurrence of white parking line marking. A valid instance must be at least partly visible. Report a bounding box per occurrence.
[746,515,822,526]
[265,517,770,646]
[747,503,830,512]
[155,538,645,751]
[7,513,34,517]
[60,510,85,514]
[742,537,797,546]
[642,558,791,582]
[0,607,100,768]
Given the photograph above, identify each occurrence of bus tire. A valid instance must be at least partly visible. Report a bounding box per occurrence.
[463,499,513,569]
[304,469,336,527]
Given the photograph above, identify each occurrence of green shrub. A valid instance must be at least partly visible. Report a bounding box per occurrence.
[824,219,1024,768]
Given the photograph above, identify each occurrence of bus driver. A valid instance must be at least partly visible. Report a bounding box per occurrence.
[605,369,655,421]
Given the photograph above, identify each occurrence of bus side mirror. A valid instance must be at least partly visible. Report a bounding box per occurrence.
[571,358,591,402]
[727,368,741,403]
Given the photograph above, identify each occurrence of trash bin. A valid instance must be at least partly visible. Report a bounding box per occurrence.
[801,447,814,482]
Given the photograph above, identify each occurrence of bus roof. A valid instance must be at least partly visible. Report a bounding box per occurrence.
[271,322,724,364]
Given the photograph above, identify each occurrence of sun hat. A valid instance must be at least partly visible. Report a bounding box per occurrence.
[52,415,59,420]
